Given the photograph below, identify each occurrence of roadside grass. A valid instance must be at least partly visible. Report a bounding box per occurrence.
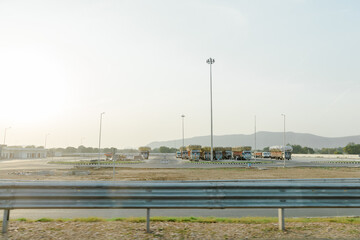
[12,216,360,224]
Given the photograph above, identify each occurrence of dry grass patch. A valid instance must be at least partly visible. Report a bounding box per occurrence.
[4,219,360,240]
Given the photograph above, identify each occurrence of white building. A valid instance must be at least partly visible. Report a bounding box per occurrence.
[0,145,47,159]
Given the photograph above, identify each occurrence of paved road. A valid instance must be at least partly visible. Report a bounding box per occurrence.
[0,157,73,171]
[3,155,360,219]
[2,154,360,171]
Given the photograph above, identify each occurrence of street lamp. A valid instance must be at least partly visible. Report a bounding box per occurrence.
[98,112,105,162]
[206,57,215,161]
[181,115,185,152]
[281,114,286,168]
[3,127,11,145]
[254,115,257,159]
[44,133,50,149]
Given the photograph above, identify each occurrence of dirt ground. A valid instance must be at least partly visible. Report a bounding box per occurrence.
[2,221,360,240]
[2,167,360,239]
[2,167,360,181]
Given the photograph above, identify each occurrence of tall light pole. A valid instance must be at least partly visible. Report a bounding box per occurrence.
[281,114,286,168]
[206,57,215,161]
[181,115,185,151]
[254,115,257,159]
[44,133,50,149]
[98,112,105,162]
[3,127,11,145]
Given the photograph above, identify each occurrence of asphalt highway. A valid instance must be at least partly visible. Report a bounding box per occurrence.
[2,154,360,219]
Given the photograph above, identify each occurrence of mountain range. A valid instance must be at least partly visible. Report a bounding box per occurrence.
[147,132,360,150]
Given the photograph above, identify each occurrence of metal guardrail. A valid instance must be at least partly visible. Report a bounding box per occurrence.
[2,179,360,233]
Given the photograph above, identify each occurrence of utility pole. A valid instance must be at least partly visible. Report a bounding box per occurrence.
[181,114,185,151]
[281,114,286,168]
[254,115,256,159]
[206,57,215,161]
[98,112,105,163]
[3,127,11,145]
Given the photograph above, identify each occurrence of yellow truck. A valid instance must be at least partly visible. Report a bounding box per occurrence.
[187,145,201,161]
[138,146,151,159]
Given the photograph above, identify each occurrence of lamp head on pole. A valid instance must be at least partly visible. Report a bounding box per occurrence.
[181,114,185,118]
[206,58,215,64]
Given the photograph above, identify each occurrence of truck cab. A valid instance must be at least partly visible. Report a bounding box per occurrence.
[242,151,252,160]
[181,150,188,159]
[284,151,292,160]
[190,150,201,161]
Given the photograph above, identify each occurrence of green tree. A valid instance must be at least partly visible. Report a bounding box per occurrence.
[343,143,360,154]
[263,147,270,152]
[64,147,77,153]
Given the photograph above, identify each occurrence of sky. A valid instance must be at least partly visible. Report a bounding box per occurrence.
[0,0,360,149]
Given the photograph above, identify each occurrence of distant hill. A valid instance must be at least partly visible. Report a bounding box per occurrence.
[147,131,360,150]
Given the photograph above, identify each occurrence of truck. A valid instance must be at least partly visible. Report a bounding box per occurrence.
[200,146,211,161]
[176,151,181,158]
[269,146,293,160]
[187,145,201,161]
[179,146,188,159]
[214,147,224,160]
[232,146,252,160]
[254,152,262,158]
[138,146,151,159]
[223,147,233,159]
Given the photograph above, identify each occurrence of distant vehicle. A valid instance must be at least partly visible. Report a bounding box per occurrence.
[270,146,293,160]
[180,147,188,159]
[214,147,224,160]
[262,152,271,158]
[223,147,233,159]
[138,146,151,159]
[242,151,252,160]
[254,152,262,158]
[187,145,201,161]
[232,146,252,160]
[176,151,181,158]
[200,147,211,160]
[104,152,112,160]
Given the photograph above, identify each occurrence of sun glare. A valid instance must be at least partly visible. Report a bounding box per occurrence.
[0,47,69,124]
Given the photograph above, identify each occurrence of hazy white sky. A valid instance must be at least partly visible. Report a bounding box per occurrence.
[0,0,359,148]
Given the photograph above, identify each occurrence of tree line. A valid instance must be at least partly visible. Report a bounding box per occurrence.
[262,143,360,154]
[7,143,360,155]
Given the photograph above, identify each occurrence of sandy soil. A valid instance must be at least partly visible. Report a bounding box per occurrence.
[2,221,360,240]
[1,167,360,181]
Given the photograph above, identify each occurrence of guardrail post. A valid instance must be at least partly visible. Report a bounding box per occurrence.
[146,208,150,233]
[278,208,285,231]
[2,209,10,234]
